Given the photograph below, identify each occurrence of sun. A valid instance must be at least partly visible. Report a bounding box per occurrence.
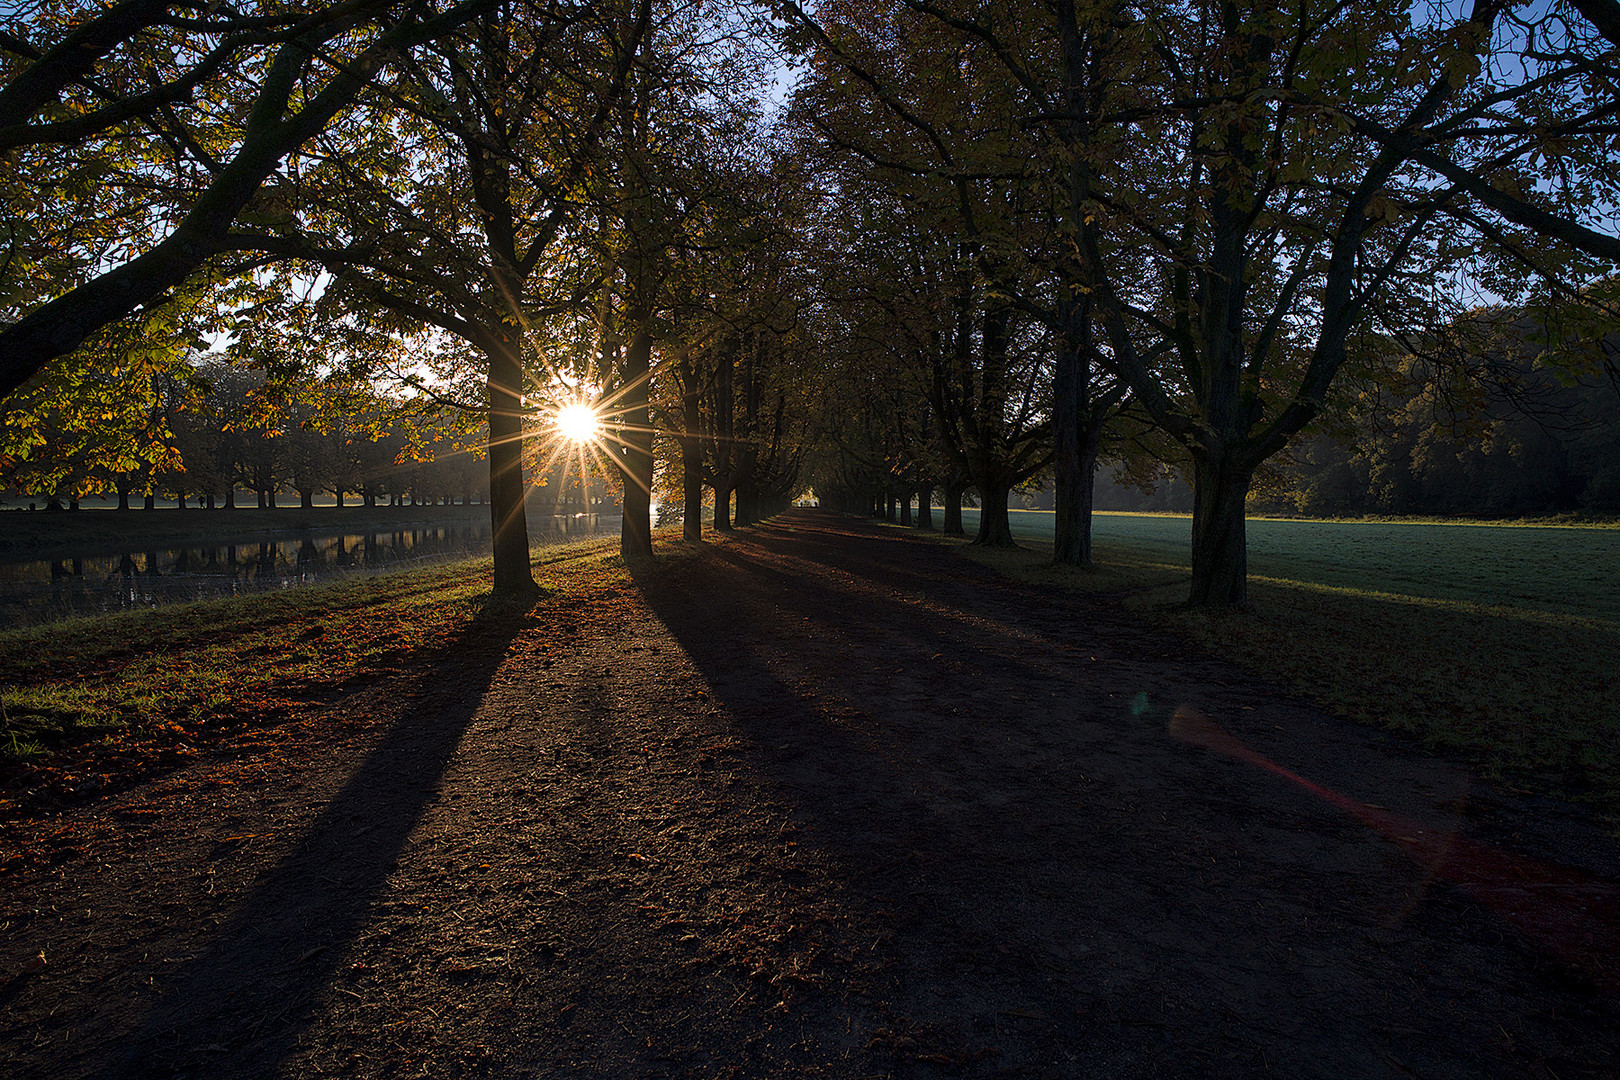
[552,402,601,443]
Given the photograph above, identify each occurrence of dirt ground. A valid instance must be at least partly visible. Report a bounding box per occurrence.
[2,509,1617,1079]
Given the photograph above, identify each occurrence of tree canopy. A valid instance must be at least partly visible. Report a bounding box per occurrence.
[4,0,1617,604]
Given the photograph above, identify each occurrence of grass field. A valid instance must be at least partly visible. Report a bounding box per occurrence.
[964,508,1620,621]
[954,508,1620,829]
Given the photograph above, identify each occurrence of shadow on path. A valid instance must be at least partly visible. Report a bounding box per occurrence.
[92,604,531,1080]
[637,510,1620,1080]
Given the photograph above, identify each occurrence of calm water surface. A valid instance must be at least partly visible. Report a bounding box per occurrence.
[0,514,619,627]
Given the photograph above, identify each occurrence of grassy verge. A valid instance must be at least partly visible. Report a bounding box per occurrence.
[0,535,629,780]
[955,536,1620,830]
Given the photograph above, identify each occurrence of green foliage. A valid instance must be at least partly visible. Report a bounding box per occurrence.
[0,302,203,499]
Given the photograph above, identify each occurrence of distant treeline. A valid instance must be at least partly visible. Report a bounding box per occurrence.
[2,359,616,513]
[1024,322,1620,520]
[1253,386,1619,520]
[1,361,486,510]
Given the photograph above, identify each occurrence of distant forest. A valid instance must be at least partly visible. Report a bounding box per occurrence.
[1059,315,1620,519]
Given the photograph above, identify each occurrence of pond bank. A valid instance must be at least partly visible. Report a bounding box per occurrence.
[0,506,621,626]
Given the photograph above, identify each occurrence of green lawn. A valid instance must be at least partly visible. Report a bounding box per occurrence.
[965,509,1620,623]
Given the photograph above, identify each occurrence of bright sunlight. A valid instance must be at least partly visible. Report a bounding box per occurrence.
[552,402,602,444]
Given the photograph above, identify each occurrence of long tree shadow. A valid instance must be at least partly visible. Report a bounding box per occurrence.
[636,518,1179,1069]
[635,512,1620,1078]
[93,601,533,1080]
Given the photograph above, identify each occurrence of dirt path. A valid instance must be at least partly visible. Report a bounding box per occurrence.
[2,510,1617,1079]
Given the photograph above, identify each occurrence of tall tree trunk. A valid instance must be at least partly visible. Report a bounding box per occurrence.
[942,479,965,535]
[899,491,912,526]
[1053,293,1096,565]
[974,481,1015,546]
[618,327,654,563]
[486,340,536,594]
[680,357,703,543]
[1188,447,1254,606]
[300,488,314,509]
[712,335,736,533]
[916,484,934,530]
[735,478,758,527]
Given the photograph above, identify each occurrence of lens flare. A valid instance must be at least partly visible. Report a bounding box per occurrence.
[553,402,601,444]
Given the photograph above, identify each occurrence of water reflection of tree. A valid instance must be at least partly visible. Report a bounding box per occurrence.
[6,522,504,623]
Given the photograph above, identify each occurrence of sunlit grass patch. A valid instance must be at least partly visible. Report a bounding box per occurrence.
[0,533,628,769]
[967,508,1620,621]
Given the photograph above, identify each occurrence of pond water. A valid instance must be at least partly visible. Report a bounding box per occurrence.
[0,513,620,627]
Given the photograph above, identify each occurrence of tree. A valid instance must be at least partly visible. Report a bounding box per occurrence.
[787,13,1066,546]
[0,0,505,404]
[267,0,652,591]
[885,0,1620,603]
[0,302,197,505]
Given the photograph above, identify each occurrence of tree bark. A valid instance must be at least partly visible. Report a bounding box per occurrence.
[974,482,1015,546]
[916,484,934,530]
[1054,423,1103,565]
[899,490,912,526]
[714,486,733,532]
[1187,448,1255,607]
[618,327,654,563]
[680,357,702,542]
[735,478,758,527]
[485,340,536,594]
[1052,293,1097,565]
